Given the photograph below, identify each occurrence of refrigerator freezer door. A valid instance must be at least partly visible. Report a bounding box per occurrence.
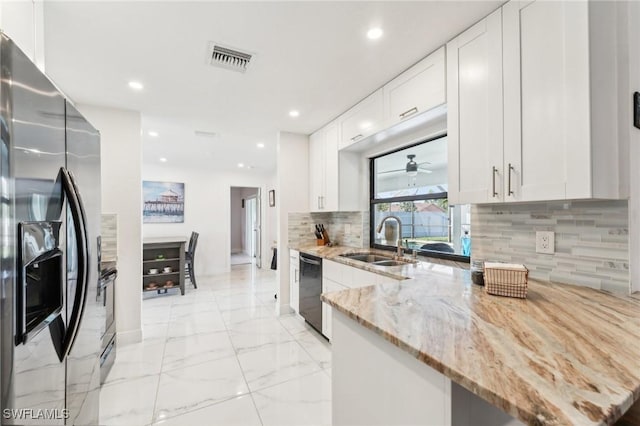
[3,34,68,425]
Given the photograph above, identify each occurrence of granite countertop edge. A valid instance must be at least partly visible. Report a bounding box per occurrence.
[297,245,640,425]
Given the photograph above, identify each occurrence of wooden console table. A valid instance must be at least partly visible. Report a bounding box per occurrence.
[142,237,187,296]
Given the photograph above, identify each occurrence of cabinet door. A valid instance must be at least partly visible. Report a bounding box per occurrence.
[503,0,590,201]
[350,268,378,289]
[338,89,384,150]
[309,129,325,212]
[323,121,339,211]
[289,262,299,313]
[447,9,504,204]
[383,47,446,126]
[322,278,347,340]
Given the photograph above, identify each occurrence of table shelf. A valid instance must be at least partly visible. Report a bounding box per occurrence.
[142,240,186,296]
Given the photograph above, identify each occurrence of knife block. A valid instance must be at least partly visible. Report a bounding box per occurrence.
[316,239,325,246]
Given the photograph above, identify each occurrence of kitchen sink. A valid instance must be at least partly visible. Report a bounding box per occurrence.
[371,260,406,267]
[339,253,394,263]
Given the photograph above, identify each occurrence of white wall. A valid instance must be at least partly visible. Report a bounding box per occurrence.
[78,104,143,345]
[230,188,243,253]
[143,165,275,275]
[276,132,309,312]
[0,0,45,70]
[266,174,278,249]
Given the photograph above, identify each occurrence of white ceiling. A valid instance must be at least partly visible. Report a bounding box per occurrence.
[42,1,502,173]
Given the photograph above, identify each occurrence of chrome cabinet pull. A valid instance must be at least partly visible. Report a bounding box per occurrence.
[399,107,418,119]
[492,166,498,198]
[350,134,363,141]
[508,163,515,196]
[317,196,321,209]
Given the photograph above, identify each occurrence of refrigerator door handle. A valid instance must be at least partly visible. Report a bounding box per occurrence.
[59,167,90,358]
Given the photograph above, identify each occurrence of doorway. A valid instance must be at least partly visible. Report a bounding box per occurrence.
[230,186,262,267]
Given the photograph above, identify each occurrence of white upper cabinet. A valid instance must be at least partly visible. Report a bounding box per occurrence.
[448,0,628,204]
[447,9,503,205]
[309,129,325,212]
[309,121,339,212]
[383,47,446,127]
[338,89,384,150]
[503,0,588,201]
[503,0,627,201]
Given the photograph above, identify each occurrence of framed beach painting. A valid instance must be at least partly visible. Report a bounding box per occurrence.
[143,181,185,223]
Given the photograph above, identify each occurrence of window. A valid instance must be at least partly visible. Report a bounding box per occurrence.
[370,136,470,260]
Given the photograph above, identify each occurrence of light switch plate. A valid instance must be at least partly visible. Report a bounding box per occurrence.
[535,231,555,254]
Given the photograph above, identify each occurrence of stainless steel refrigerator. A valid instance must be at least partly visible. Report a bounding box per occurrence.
[0,33,103,425]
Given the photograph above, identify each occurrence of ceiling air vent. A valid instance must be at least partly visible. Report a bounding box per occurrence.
[207,42,253,73]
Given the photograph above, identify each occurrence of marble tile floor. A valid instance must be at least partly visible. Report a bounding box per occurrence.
[230,253,254,266]
[100,264,332,426]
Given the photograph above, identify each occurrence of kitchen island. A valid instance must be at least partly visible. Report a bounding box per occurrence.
[306,246,640,425]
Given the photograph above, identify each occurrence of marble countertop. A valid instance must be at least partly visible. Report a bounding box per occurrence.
[292,245,469,281]
[307,245,640,425]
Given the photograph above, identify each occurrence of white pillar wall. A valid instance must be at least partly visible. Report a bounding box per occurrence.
[276,132,309,313]
[78,104,144,345]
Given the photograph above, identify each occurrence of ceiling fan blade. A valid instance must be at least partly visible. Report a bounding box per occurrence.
[417,161,431,165]
[378,168,405,174]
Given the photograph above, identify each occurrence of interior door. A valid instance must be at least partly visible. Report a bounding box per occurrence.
[253,192,262,268]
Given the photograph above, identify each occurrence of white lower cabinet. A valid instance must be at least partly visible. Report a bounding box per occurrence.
[289,250,299,313]
[322,277,346,341]
[321,259,401,340]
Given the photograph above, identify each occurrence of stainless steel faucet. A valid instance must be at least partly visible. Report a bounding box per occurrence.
[376,215,403,257]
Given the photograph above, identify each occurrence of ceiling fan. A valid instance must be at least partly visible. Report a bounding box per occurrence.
[379,154,432,177]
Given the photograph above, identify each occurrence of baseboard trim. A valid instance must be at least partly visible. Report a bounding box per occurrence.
[116,328,143,346]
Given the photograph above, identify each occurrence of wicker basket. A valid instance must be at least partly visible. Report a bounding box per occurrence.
[484,262,529,299]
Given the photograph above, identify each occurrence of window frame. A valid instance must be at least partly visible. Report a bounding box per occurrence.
[369,136,470,263]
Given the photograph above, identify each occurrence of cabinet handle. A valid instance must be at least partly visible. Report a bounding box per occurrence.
[508,163,515,196]
[350,134,363,142]
[492,166,498,198]
[321,196,324,209]
[317,196,321,209]
[399,107,418,119]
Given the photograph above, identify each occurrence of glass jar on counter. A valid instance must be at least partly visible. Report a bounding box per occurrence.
[470,259,485,286]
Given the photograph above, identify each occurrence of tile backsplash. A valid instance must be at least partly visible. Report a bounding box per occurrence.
[472,200,629,293]
[101,214,118,262]
[288,211,369,249]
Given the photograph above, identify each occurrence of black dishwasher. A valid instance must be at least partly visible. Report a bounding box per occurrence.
[299,254,322,333]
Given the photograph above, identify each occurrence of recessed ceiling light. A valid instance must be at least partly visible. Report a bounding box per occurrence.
[257,143,265,148]
[289,110,300,118]
[238,163,244,168]
[128,81,144,90]
[159,157,167,163]
[148,131,159,137]
[367,27,383,40]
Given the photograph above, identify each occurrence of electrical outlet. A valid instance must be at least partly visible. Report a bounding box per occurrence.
[535,231,555,254]
[344,223,351,234]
